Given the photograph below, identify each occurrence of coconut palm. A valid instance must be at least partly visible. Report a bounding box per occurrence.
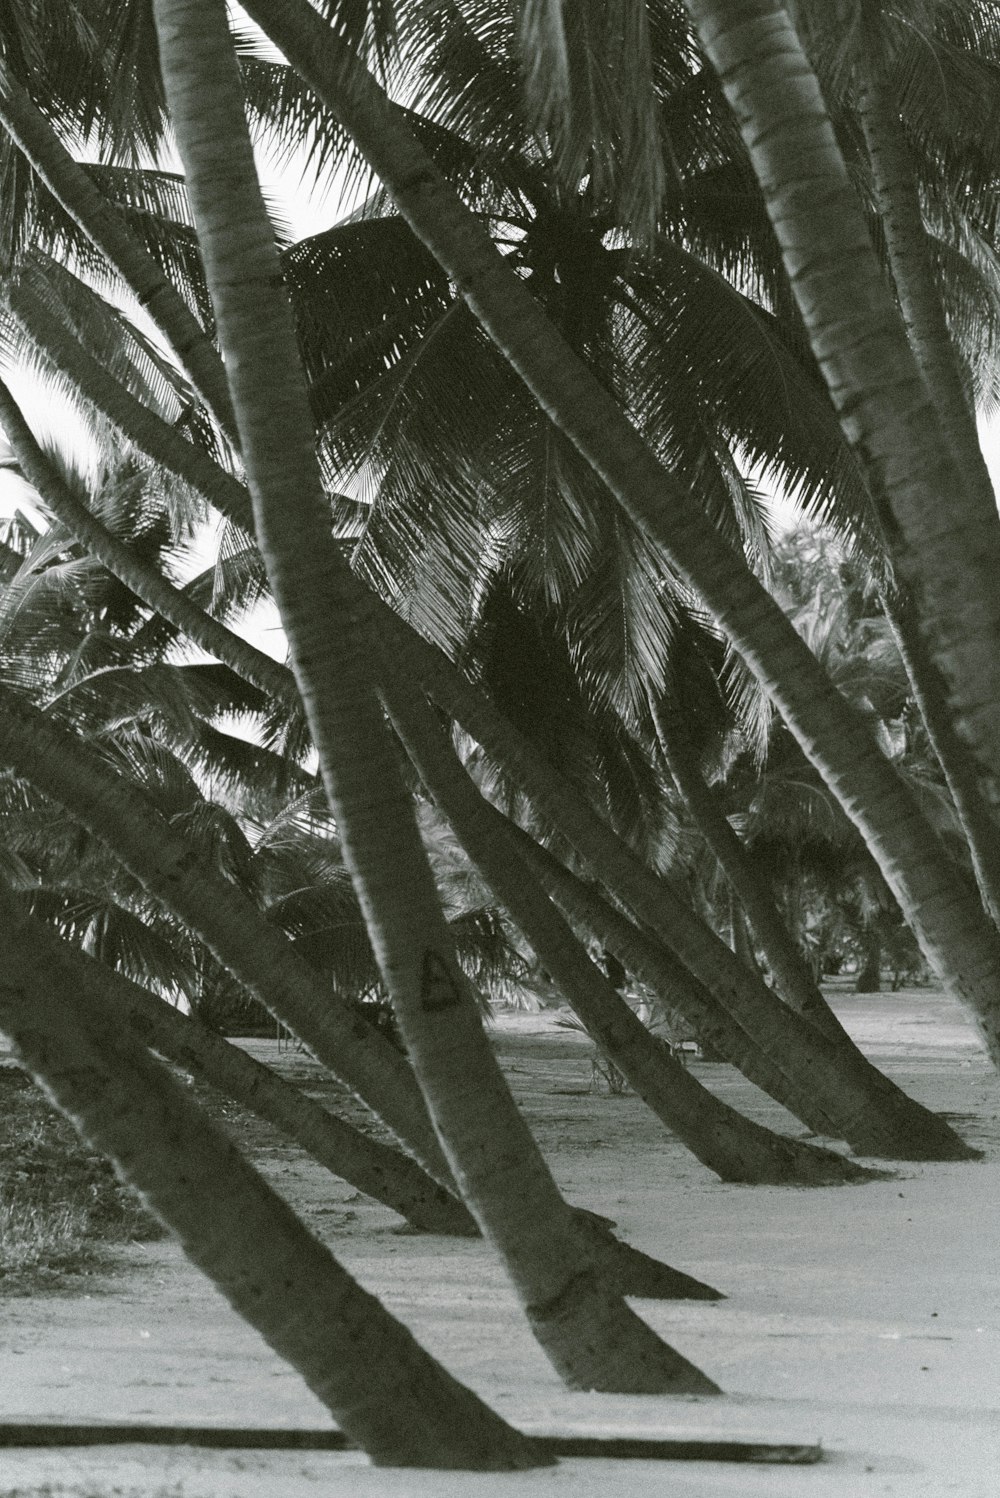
[0,874,542,1470]
[237,0,1000,1075]
[141,0,722,1396]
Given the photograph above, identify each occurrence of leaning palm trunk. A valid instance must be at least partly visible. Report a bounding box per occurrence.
[857,72,985,485]
[0,345,717,1298]
[851,70,1000,927]
[6,281,251,528]
[652,697,845,1038]
[0,682,451,1184]
[883,589,1000,930]
[385,671,871,1188]
[0,376,298,711]
[0,880,541,1470]
[505,815,956,1168]
[150,0,715,1396]
[685,0,1000,792]
[6,124,970,1153]
[376,607,971,1160]
[0,74,236,441]
[243,0,1000,1072]
[66,939,474,1235]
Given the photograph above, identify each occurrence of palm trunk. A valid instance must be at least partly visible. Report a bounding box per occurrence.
[857,73,984,478]
[848,72,1000,928]
[376,607,972,1160]
[0,682,452,1185]
[0,76,236,441]
[242,0,1000,1073]
[65,938,475,1236]
[151,0,715,1396]
[653,696,845,1037]
[6,281,252,529]
[0,376,297,709]
[384,666,871,1186]
[686,0,1000,796]
[0,881,541,1470]
[0,364,693,1289]
[883,588,1000,929]
[9,106,975,1154]
[854,929,882,995]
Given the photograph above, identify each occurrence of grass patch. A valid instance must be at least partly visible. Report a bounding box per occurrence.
[0,1064,165,1293]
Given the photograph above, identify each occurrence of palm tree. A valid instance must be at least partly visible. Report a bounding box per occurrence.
[240,0,1000,1074]
[141,0,720,1396]
[0,873,543,1470]
[684,0,1000,788]
[383,656,872,1184]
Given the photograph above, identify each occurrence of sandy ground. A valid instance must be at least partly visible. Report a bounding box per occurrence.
[0,986,998,1497]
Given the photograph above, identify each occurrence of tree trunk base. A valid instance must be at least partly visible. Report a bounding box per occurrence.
[849,1112,981,1162]
[570,1209,724,1299]
[527,1269,722,1394]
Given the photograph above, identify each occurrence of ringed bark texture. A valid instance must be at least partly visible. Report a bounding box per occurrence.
[686,0,1000,796]
[152,0,717,1396]
[0,886,540,1469]
[242,0,1000,1070]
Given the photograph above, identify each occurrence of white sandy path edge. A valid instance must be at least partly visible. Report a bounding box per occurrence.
[0,986,997,1498]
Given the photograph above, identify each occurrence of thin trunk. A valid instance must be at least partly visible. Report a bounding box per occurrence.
[244,0,1000,1072]
[151,0,715,1396]
[65,940,475,1236]
[6,282,252,529]
[729,891,757,974]
[854,929,882,995]
[377,608,972,1161]
[0,682,451,1185]
[653,697,845,1037]
[883,589,1000,929]
[858,73,984,477]
[384,667,872,1186]
[0,880,541,1470]
[0,76,236,441]
[0,377,297,710]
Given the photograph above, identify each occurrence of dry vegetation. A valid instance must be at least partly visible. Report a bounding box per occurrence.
[0,1065,164,1292]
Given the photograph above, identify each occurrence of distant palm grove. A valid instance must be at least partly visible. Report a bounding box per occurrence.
[1,0,999,1469]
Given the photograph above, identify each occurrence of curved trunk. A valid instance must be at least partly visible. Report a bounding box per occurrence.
[0,377,297,708]
[883,589,1000,930]
[377,609,972,1161]
[0,76,236,441]
[0,682,451,1184]
[6,282,252,529]
[151,0,715,1397]
[509,820,919,1161]
[243,0,1000,1072]
[70,942,475,1236]
[0,882,541,1470]
[0,342,714,1287]
[858,74,984,480]
[686,0,1000,804]
[384,667,870,1187]
[653,697,844,1037]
